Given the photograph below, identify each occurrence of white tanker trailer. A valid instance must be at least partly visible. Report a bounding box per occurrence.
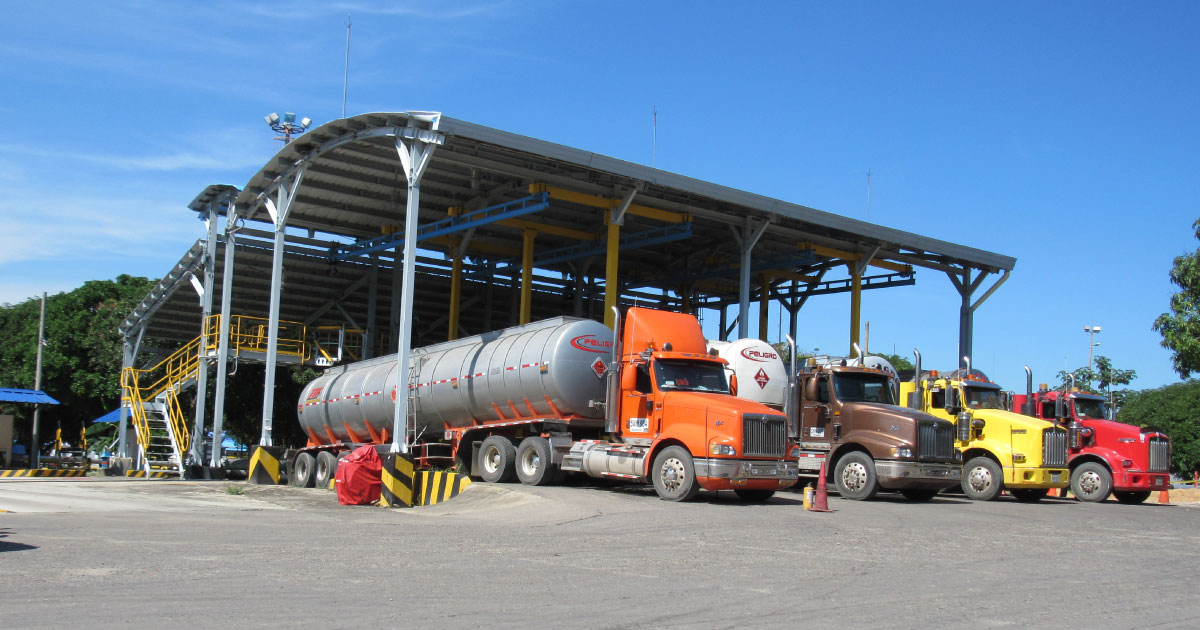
[290,308,798,502]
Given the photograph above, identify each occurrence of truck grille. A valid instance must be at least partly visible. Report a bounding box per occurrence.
[917,420,954,460]
[1043,428,1068,468]
[743,413,787,458]
[1148,437,1170,472]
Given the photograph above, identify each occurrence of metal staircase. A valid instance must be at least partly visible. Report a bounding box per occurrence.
[121,338,199,476]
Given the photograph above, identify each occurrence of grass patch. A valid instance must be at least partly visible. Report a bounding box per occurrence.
[225,484,245,496]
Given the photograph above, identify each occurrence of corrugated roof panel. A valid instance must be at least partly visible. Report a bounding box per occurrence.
[0,389,61,404]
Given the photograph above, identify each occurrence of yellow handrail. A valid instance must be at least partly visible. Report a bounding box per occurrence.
[204,314,309,361]
[120,367,153,454]
[165,387,191,455]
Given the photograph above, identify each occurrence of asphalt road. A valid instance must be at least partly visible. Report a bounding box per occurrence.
[1,478,1197,629]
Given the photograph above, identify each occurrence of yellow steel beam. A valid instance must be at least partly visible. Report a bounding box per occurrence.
[802,243,911,274]
[520,229,536,324]
[424,236,520,258]
[448,245,462,341]
[604,216,619,328]
[498,218,597,241]
[530,183,689,224]
[759,269,819,284]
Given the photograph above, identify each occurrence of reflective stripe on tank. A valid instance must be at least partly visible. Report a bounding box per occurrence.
[299,361,551,408]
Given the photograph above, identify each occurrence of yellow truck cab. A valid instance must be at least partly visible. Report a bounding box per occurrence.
[899,359,1068,502]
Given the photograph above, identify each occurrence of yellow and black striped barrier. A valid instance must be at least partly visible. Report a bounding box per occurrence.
[0,469,88,478]
[415,470,472,506]
[249,446,284,485]
[381,453,415,508]
[125,470,172,479]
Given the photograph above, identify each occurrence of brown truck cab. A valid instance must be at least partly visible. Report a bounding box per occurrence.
[796,360,961,501]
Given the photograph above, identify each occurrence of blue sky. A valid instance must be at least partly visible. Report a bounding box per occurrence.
[2,1,1198,393]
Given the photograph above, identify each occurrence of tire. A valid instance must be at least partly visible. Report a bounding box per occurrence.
[734,489,775,503]
[290,452,316,488]
[314,451,338,489]
[1070,462,1113,503]
[833,451,879,501]
[478,435,516,483]
[1114,490,1152,504]
[515,437,558,486]
[651,445,700,502]
[1011,488,1049,503]
[961,456,1003,501]
[900,489,939,502]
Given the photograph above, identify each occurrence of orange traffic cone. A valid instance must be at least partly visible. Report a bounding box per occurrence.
[1158,487,1171,505]
[809,459,833,512]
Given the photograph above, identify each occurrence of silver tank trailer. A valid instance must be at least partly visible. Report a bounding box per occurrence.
[297,317,614,442]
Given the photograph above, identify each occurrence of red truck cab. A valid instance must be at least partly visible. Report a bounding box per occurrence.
[1011,384,1170,503]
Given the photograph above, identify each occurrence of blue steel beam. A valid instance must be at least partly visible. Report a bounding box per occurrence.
[533,222,693,267]
[683,249,818,282]
[778,271,915,299]
[331,193,550,261]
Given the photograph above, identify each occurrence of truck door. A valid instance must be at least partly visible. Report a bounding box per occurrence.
[619,361,654,439]
[800,375,834,450]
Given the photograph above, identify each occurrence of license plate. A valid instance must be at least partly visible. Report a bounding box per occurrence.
[1050,472,1061,483]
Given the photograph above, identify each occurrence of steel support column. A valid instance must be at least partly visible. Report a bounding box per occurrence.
[758,272,771,342]
[259,166,306,447]
[519,229,536,324]
[190,204,219,464]
[849,247,879,356]
[365,255,378,358]
[210,205,238,467]
[948,268,1010,368]
[732,218,769,339]
[391,118,444,454]
[603,218,620,328]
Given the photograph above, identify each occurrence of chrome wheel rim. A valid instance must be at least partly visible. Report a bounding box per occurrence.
[520,448,541,477]
[482,446,500,475]
[1078,470,1102,497]
[967,465,993,494]
[841,462,869,493]
[660,457,686,492]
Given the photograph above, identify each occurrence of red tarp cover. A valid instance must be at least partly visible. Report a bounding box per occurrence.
[335,445,381,505]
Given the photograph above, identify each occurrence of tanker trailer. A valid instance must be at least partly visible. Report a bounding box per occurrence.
[294,308,798,502]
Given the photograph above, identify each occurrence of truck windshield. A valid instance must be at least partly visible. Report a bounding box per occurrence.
[833,373,895,404]
[1074,398,1109,419]
[653,359,730,393]
[964,385,1004,410]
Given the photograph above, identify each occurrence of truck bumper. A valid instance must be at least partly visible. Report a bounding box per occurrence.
[695,458,800,491]
[1114,471,1171,491]
[876,460,962,490]
[1004,465,1069,489]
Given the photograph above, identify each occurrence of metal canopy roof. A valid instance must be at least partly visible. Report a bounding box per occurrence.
[0,389,60,404]
[123,111,1015,353]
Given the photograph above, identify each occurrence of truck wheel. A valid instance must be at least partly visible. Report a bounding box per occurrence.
[900,489,939,502]
[516,437,558,486]
[1070,462,1113,503]
[1113,490,1152,504]
[290,452,316,488]
[961,456,1002,501]
[834,452,879,500]
[1011,488,1049,503]
[734,489,775,503]
[651,446,700,502]
[479,436,516,483]
[314,451,338,489]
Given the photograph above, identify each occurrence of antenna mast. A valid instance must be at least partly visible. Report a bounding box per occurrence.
[342,14,351,119]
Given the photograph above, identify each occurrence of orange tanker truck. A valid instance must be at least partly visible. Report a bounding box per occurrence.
[293,307,798,502]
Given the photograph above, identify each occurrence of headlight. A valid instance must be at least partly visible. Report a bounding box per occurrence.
[1012,453,1026,463]
[710,444,736,456]
[889,447,913,458]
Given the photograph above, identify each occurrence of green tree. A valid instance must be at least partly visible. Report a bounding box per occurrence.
[0,275,157,450]
[1057,355,1137,413]
[1154,219,1200,378]
[876,353,915,372]
[1118,380,1200,475]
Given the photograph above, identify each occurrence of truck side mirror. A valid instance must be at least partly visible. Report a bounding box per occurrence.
[804,377,818,402]
[945,387,962,415]
[621,364,637,392]
[1054,396,1066,421]
[729,373,738,396]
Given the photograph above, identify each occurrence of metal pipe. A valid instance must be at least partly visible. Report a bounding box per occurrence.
[604,306,623,434]
[911,348,922,409]
[851,342,864,366]
[784,334,798,438]
[963,355,971,376]
[1023,365,1034,416]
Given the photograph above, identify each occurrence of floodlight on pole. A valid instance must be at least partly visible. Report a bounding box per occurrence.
[264,111,313,144]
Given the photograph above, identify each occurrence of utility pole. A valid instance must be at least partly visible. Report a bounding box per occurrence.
[31,292,46,468]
